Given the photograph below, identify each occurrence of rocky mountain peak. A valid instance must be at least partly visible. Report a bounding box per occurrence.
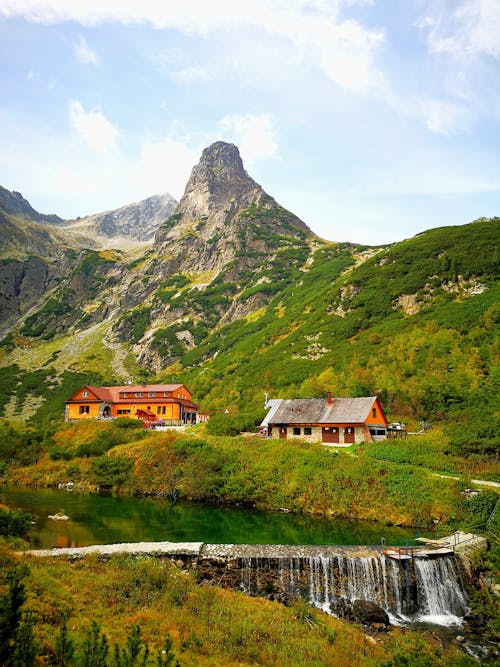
[151,140,313,282]
[172,141,266,226]
[0,185,63,225]
[64,192,177,245]
[189,141,249,187]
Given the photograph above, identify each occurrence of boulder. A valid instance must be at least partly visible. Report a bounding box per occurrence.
[352,599,390,626]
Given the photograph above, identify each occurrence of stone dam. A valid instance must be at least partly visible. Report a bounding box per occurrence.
[24,534,487,627]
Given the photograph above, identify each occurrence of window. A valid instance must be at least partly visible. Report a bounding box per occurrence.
[304,427,312,435]
[117,409,131,415]
[139,392,143,397]
[82,391,88,397]
[79,405,90,414]
[123,392,128,398]
[293,427,301,436]
[372,408,377,418]
[157,406,166,415]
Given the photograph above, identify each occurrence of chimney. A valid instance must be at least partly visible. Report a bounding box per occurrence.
[326,391,334,406]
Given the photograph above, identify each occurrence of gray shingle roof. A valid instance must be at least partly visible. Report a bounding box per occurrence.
[265,396,378,425]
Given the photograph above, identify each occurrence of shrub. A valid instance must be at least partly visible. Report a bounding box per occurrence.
[0,508,33,537]
[113,417,144,429]
[90,456,133,488]
[205,413,240,436]
[467,490,499,532]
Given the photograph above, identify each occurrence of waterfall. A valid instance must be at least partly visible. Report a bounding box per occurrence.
[236,551,468,626]
[414,556,469,626]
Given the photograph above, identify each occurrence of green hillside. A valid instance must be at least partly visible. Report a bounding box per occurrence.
[176,219,498,431]
[0,218,498,455]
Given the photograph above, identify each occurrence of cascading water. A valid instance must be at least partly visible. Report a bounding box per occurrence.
[235,549,468,626]
[414,556,469,626]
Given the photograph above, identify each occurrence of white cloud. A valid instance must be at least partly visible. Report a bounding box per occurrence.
[218,114,278,166]
[74,35,99,65]
[133,131,201,200]
[419,0,500,59]
[170,65,213,85]
[1,1,384,94]
[69,100,118,154]
[420,98,468,134]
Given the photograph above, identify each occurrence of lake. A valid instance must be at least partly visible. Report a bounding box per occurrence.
[1,485,420,549]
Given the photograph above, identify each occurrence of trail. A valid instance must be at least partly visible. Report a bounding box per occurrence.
[432,473,500,489]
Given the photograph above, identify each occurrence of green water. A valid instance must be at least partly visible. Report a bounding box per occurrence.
[1,485,419,549]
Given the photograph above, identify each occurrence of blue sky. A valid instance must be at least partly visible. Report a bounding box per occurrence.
[0,1,499,245]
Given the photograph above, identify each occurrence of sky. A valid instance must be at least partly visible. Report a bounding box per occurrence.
[0,1,499,245]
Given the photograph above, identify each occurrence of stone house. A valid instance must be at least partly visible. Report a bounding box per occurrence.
[260,393,388,445]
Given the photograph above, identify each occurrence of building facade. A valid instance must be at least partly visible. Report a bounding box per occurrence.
[261,394,388,445]
[65,383,198,425]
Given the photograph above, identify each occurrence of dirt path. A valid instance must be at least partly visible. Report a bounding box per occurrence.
[432,473,500,489]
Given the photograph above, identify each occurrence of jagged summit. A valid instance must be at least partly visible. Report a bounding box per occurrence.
[0,185,63,225]
[64,192,177,244]
[156,141,312,247]
[172,141,268,227]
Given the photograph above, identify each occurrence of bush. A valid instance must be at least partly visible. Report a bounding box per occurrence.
[49,447,74,461]
[112,417,144,429]
[205,413,240,436]
[0,508,32,537]
[0,422,48,467]
[467,491,499,531]
[90,456,133,488]
[446,407,499,456]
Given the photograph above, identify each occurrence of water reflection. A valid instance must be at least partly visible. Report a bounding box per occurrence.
[1,486,418,549]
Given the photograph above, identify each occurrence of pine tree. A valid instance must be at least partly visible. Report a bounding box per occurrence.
[55,622,75,666]
[0,563,29,664]
[11,610,38,666]
[81,621,108,667]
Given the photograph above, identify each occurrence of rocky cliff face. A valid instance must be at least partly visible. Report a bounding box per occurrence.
[153,141,312,275]
[0,141,318,373]
[112,142,317,370]
[0,188,177,336]
[0,185,63,225]
[65,193,177,243]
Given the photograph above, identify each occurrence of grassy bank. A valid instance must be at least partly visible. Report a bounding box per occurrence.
[359,431,500,483]
[3,421,491,530]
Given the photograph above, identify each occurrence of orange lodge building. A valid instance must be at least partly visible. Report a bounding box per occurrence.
[65,383,198,425]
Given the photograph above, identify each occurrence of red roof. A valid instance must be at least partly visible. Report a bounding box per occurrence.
[66,383,194,406]
[136,408,156,418]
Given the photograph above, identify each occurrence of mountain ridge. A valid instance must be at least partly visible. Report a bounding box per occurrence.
[0,142,497,440]
[0,185,64,225]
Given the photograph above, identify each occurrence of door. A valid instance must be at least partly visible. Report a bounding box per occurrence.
[343,427,355,444]
[322,427,339,443]
[279,427,287,439]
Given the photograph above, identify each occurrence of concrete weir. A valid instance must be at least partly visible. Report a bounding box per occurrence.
[22,536,484,626]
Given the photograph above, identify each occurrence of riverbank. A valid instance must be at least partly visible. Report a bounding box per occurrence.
[3,424,482,530]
